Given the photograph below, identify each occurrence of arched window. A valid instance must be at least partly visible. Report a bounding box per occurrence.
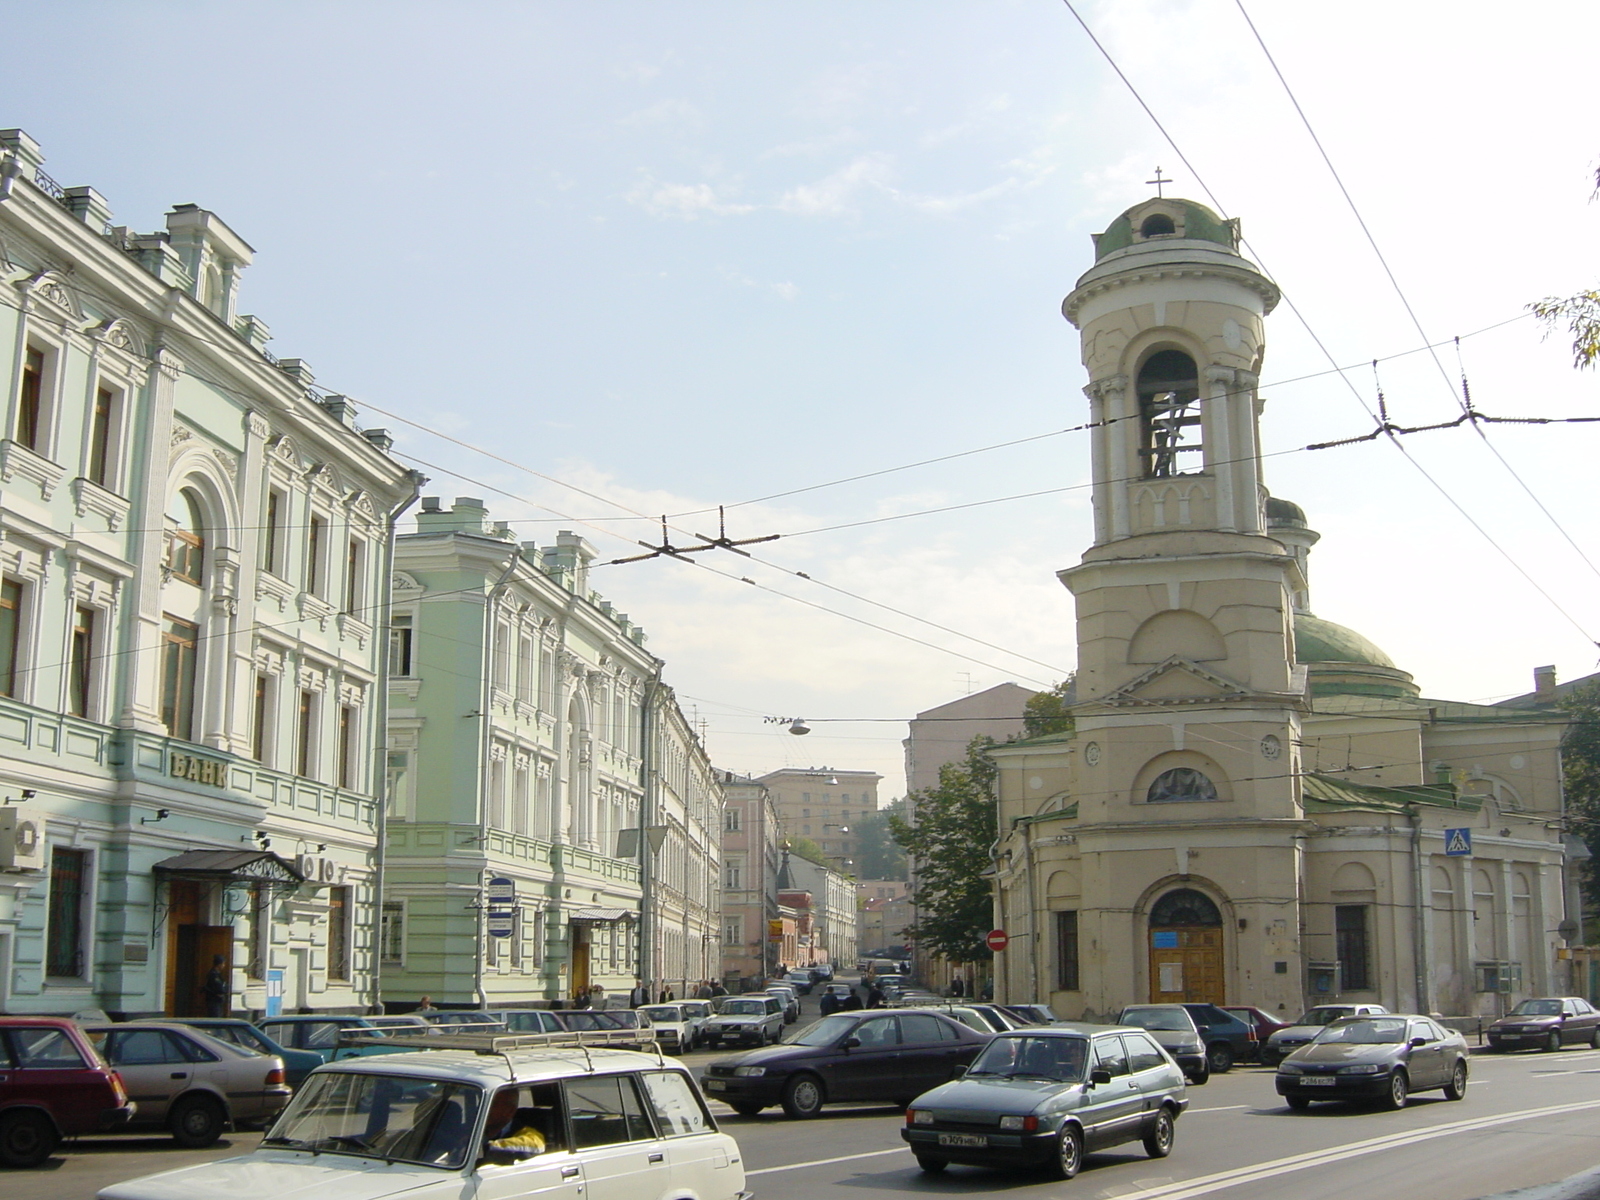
[1140,213,1176,237]
[166,489,206,584]
[1150,888,1222,927]
[1136,350,1202,478]
[1146,767,1218,804]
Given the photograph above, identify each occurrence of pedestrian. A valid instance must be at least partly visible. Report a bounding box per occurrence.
[841,990,864,1011]
[629,978,650,1007]
[416,994,439,1014]
[695,979,714,1000]
[950,976,965,998]
[659,984,675,1003]
[710,979,727,997]
[588,983,607,1009]
[202,954,230,1017]
[866,982,884,1009]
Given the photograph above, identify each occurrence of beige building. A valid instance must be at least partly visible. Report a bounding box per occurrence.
[755,767,881,866]
[904,683,1036,794]
[989,196,1575,1021]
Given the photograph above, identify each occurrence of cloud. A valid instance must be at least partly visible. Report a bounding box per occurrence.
[720,267,799,301]
[627,176,755,219]
[618,98,701,129]
[778,155,895,217]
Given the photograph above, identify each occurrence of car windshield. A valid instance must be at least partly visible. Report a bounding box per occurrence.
[967,1036,1087,1082]
[722,1000,767,1016]
[790,1015,861,1046]
[263,1072,482,1168]
[1511,1000,1564,1016]
[1299,1007,1352,1026]
[1120,1009,1191,1032]
[641,1007,680,1022]
[1312,1018,1409,1045]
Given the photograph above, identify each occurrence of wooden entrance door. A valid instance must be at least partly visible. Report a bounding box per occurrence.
[571,931,590,999]
[1147,888,1225,1004]
[165,880,233,1015]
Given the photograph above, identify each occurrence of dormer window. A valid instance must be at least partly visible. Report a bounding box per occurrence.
[1137,350,1202,478]
[1140,213,1176,237]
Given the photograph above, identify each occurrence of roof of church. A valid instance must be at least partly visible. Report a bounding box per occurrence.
[1302,772,1482,815]
[1311,692,1566,723]
[1294,613,1397,669]
[1094,198,1237,261]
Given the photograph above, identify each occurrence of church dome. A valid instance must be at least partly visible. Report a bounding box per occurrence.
[1293,613,1419,698]
[1265,495,1308,528]
[1093,198,1239,261]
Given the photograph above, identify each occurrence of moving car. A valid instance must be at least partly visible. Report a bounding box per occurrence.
[96,1033,747,1200]
[1178,1003,1254,1072]
[1115,1005,1209,1084]
[82,1021,290,1147]
[1486,997,1600,1053]
[701,996,784,1048]
[1261,1003,1390,1066]
[172,1018,324,1089]
[902,1024,1188,1179]
[781,971,816,996]
[702,1007,990,1118]
[638,1003,705,1053]
[1275,1014,1468,1110]
[0,1016,132,1168]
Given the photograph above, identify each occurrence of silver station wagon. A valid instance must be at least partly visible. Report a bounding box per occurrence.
[902,1023,1188,1180]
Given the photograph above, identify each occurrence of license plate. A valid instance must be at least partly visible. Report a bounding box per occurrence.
[938,1133,987,1147]
[704,1080,725,1091]
[1299,1076,1336,1086]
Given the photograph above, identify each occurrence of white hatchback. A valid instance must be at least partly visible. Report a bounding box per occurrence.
[97,1033,749,1200]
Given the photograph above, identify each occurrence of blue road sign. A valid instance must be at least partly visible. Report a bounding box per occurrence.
[1444,828,1472,856]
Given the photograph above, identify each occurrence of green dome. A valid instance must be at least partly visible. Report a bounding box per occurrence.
[1265,495,1308,528]
[1094,198,1238,261]
[1293,613,1419,699]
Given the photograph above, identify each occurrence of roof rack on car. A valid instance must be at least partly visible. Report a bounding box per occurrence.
[336,1028,657,1057]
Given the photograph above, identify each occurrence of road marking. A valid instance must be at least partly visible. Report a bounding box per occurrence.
[1188,1104,1249,1113]
[747,1147,907,1176]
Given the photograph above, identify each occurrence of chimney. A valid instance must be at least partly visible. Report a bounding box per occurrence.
[1534,665,1557,697]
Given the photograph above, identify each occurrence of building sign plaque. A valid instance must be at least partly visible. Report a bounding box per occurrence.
[169,752,230,789]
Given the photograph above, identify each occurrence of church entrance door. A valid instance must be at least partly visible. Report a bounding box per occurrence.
[1147,888,1224,1004]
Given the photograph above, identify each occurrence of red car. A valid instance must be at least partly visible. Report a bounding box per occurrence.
[1221,1006,1290,1063]
[0,1016,133,1167]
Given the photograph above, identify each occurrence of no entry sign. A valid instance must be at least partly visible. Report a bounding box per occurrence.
[986,928,1009,952]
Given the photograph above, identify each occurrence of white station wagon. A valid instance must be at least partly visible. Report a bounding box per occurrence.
[97,1032,749,1200]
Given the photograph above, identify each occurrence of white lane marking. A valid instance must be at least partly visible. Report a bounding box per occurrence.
[1101,1098,1600,1200]
[747,1148,907,1176]
[1188,1105,1249,1113]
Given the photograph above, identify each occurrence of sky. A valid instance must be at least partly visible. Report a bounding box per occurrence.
[5,1,1599,798]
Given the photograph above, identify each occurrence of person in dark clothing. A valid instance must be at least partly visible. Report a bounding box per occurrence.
[841,991,864,1011]
[659,985,675,1003]
[202,954,230,1017]
[865,983,884,1009]
[950,976,966,998]
[710,980,727,997]
[629,979,650,1007]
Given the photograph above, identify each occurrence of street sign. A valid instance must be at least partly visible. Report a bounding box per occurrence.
[487,876,516,905]
[487,911,516,938]
[1444,828,1472,856]
[985,928,1009,952]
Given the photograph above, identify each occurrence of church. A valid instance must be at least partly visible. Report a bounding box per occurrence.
[987,196,1582,1021]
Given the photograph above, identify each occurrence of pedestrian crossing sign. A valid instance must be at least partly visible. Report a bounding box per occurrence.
[1444,828,1472,856]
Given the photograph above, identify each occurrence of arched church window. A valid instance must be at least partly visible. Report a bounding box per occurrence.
[1146,767,1218,804]
[166,489,206,584]
[1149,888,1222,927]
[1136,350,1202,479]
[1140,213,1176,237]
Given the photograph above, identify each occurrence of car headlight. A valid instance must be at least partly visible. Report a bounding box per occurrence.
[1177,1040,1202,1053]
[1339,1063,1386,1075]
[911,1110,935,1125]
[1277,1063,1303,1075]
[732,1066,767,1077]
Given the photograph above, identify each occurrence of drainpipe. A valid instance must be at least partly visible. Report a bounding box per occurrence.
[637,661,664,994]
[368,472,422,1015]
[1407,804,1430,1014]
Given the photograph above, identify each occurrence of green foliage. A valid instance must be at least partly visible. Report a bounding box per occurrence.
[785,836,828,868]
[1558,679,1600,914]
[1022,677,1076,739]
[890,736,999,962]
[1531,291,1600,370]
[853,801,908,881]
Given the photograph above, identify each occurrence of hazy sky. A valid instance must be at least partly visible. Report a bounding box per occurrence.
[7,1,1599,796]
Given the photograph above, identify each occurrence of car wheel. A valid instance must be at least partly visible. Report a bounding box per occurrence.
[731,1102,764,1117]
[1187,1065,1210,1086]
[704,1039,720,1050]
[916,1155,948,1174]
[1381,1070,1409,1111]
[1143,1107,1175,1158]
[1591,1028,1600,1051]
[1047,1124,1083,1180]
[170,1094,226,1148]
[1546,1030,1563,1053]
[1443,1061,1468,1101]
[0,1110,60,1169]
[781,1073,825,1119]
[1285,1096,1311,1111]
[1207,1043,1234,1073]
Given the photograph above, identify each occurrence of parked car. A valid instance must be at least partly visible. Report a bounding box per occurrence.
[812,963,835,981]
[1486,997,1600,1053]
[638,1003,705,1053]
[999,1004,1059,1025]
[818,983,857,1015]
[83,1022,291,1147]
[702,1007,991,1118]
[172,1018,324,1089]
[1116,1006,1208,1084]
[549,1008,654,1048]
[919,1005,1027,1036]
[701,996,785,1049]
[256,1015,414,1064]
[1261,1003,1390,1066]
[367,1014,435,1036]
[96,1035,747,1200]
[1220,1005,1291,1061]
[1177,1003,1254,1072]
[782,971,816,996]
[761,985,801,1023]
[902,1023,1189,1179]
[0,1016,133,1168]
[424,1011,508,1033]
[1275,1014,1469,1110]
[484,1009,567,1035]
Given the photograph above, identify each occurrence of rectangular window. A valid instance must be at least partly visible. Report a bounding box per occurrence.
[724,806,741,832]
[344,538,363,615]
[17,345,45,451]
[327,885,350,980]
[0,579,23,698]
[262,489,284,574]
[296,689,316,778]
[251,673,271,763]
[69,605,95,718]
[380,902,405,965]
[1056,910,1080,991]
[160,617,200,740]
[46,847,87,977]
[87,384,116,487]
[1335,904,1371,991]
[306,514,325,596]
[516,634,535,703]
[388,615,413,676]
[724,862,742,890]
[336,705,356,790]
[723,916,743,946]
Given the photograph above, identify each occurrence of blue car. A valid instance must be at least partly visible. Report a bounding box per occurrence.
[173,1017,324,1088]
[256,1014,415,1064]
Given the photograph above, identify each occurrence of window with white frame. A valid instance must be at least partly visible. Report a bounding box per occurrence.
[0,579,25,699]
[380,902,405,965]
[723,915,743,946]
[724,859,742,890]
[724,806,741,833]
[46,846,88,978]
[86,380,123,490]
[15,341,56,455]
[262,487,287,575]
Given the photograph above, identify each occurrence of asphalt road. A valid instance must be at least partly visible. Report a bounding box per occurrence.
[13,986,1600,1200]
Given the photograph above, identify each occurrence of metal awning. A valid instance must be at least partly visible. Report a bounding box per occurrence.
[568,906,636,924]
[152,849,305,885]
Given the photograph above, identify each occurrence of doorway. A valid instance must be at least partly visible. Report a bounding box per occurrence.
[571,928,590,999]
[1147,888,1225,1003]
[164,880,233,1016]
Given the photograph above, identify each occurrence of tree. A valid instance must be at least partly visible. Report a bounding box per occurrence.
[890,736,999,963]
[853,801,908,881]
[1531,164,1600,369]
[1558,679,1600,916]
[1022,676,1076,739]
[784,836,828,868]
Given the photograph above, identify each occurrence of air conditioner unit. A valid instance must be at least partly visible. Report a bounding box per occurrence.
[0,806,45,871]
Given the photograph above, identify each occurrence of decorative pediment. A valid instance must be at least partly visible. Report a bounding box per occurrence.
[93,317,147,360]
[306,460,347,496]
[1102,656,1251,707]
[19,270,82,320]
[391,571,424,595]
[348,489,379,525]
[268,434,305,471]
